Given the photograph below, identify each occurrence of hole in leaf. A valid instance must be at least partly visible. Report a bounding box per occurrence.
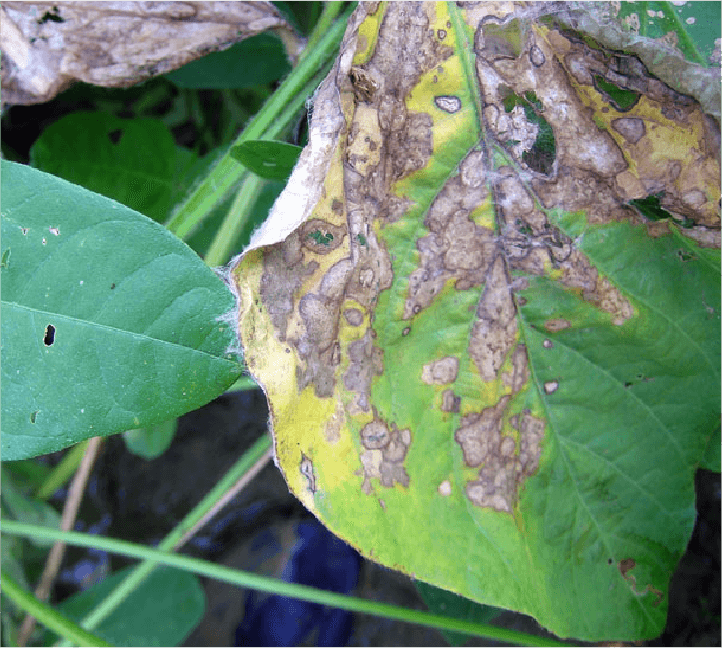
[1,249,10,268]
[37,6,64,24]
[308,230,334,246]
[30,410,39,424]
[44,324,56,346]
[677,249,697,262]
[501,90,556,175]
[593,75,639,111]
[628,193,695,228]
[108,129,122,145]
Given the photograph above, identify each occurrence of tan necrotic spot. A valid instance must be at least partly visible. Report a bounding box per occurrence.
[422,356,460,385]
[344,308,364,326]
[501,344,529,393]
[529,44,545,67]
[438,480,452,496]
[404,172,495,319]
[454,396,509,468]
[458,404,546,513]
[300,219,346,254]
[612,117,646,144]
[558,250,634,324]
[358,417,412,492]
[468,255,517,382]
[434,95,462,114]
[261,233,317,342]
[300,454,316,493]
[360,420,390,448]
[544,319,571,332]
[441,389,461,413]
[344,328,384,414]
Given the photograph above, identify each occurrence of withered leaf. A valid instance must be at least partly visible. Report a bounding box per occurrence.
[1,1,302,106]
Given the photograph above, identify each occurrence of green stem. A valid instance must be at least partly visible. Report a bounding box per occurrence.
[303,2,346,58]
[0,570,112,647]
[36,440,89,501]
[204,171,265,267]
[1,520,569,647]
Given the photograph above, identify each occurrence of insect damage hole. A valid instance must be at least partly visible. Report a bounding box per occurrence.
[43,324,56,346]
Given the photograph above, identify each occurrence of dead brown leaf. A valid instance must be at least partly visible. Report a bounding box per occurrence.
[1,1,303,106]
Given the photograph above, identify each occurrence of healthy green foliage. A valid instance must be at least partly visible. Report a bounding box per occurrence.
[30,112,204,225]
[1,161,242,461]
[164,33,291,89]
[230,139,303,180]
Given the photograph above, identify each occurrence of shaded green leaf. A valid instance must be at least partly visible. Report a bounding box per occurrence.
[30,112,201,224]
[165,33,291,89]
[230,140,302,180]
[123,418,178,460]
[416,581,501,646]
[53,567,204,647]
[1,473,61,547]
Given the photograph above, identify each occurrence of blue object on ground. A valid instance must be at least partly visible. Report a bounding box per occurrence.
[234,519,360,646]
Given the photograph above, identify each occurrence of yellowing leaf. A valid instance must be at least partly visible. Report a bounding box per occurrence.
[229,2,720,641]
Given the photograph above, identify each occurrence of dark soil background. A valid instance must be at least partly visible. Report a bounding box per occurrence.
[48,389,719,647]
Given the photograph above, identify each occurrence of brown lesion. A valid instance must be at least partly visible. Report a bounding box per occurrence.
[617,557,665,606]
[421,356,460,385]
[467,7,720,235]
[455,399,546,513]
[260,232,318,342]
[403,149,497,319]
[343,328,384,415]
[501,344,530,393]
[441,389,461,413]
[357,414,412,493]
[557,249,634,325]
[468,255,518,382]
[300,219,347,255]
[300,453,316,494]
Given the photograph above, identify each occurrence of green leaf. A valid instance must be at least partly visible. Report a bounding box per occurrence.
[230,139,303,180]
[615,1,721,66]
[30,112,201,224]
[123,418,178,460]
[415,581,501,646]
[165,33,291,89]
[229,2,720,642]
[52,567,204,647]
[1,161,242,461]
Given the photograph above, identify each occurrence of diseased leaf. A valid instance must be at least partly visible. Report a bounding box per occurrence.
[229,2,720,641]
